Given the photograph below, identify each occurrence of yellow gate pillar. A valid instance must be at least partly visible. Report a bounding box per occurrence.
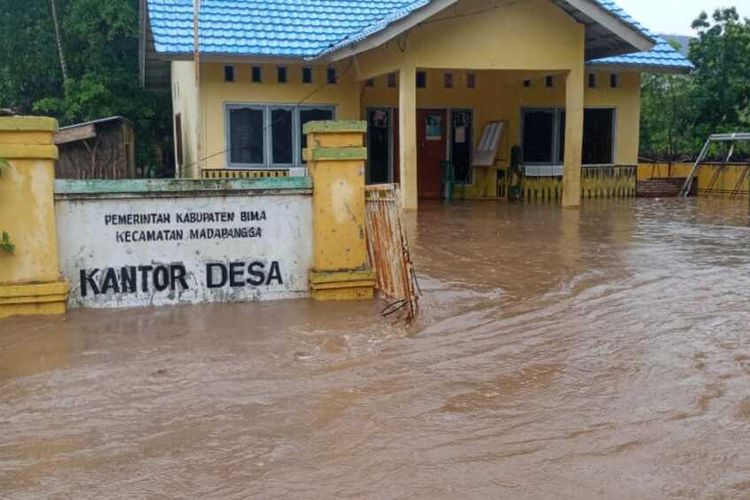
[304,121,375,300]
[0,116,68,319]
[399,62,418,210]
[562,63,584,208]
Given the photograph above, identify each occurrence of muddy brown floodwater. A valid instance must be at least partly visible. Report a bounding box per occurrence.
[2,199,750,499]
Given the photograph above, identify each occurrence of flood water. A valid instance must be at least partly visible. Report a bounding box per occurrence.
[2,199,750,499]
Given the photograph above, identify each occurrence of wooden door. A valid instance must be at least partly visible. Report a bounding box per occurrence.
[417,109,447,199]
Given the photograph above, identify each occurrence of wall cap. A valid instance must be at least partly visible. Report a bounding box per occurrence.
[303,120,367,134]
[54,176,313,196]
[307,147,368,161]
[0,116,58,132]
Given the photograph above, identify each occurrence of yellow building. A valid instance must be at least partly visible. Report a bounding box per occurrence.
[143,0,692,209]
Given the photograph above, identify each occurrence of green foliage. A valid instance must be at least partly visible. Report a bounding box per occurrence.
[640,72,698,160]
[0,232,13,254]
[0,0,173,175]
[641,8,750,159]
[0,157,11,253]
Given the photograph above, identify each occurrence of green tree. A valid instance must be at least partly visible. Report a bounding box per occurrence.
[640,8,750,159]
[0,0,173,175]
[690,8,750,137]
[639,44,697,160]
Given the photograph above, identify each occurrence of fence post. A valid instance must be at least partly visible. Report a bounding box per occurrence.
[304,121,375,300]
[0,116,68,319]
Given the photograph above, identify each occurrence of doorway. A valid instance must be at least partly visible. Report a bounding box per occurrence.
[366,108,393,184]
[450,109,473,185]
[417,109,447,199]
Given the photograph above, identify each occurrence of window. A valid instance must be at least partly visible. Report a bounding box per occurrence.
[558,111,566,164]
[226,104,335,168]
[522,110,557,164]
[588,73,597,88]
[299,106,335,162]
[523,79,532,88]
[610,73,620,88]
[228,106,265,165]
[546,75,554,88]
[365,78,375,88]
[387,72,397,88]
[416,71,427,88]
[224,65,235,82]
[582,108,615,165]
[302,67,313,84]
[467,72,476,89]
[251,66,262,83]
[444,72,454,89]
[327,67,337,84]
[271,108,293,165]
[277,66,287,83]
[521,107,615,166]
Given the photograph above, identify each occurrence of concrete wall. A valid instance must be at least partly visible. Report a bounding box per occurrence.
[354,0,585,78]
[638,162,750,199]
[55,178,314,308]
[196,61,360,171]
[171,61,200,178]
[0,116,68,318]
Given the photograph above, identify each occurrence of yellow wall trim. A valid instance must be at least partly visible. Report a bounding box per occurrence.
[0,281,69,319]
[310,270,376,301]
[0,144,58,160]
[0,116,58,132]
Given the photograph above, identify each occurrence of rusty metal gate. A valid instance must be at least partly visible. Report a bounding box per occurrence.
[364,184,419,320]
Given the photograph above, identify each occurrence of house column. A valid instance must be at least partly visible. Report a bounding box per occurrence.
[562,63,584,208]
[399,62,418,210]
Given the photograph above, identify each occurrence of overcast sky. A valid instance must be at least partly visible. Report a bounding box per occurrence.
[618,0,750,34]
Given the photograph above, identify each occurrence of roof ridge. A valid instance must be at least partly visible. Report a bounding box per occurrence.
[317,0,432,58]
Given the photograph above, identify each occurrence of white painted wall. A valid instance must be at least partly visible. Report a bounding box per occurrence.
[56,190,312,309]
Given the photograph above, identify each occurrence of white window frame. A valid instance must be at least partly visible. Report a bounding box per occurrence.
[225,103,336,169]
[521,108,565,166]
[521,107,617,169]
[226,104,266,168]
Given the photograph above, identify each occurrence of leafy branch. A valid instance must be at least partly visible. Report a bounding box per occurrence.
[0,232,14,254]
[0,157,12,253]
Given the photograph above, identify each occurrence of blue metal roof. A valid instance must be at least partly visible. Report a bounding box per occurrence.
[147,0,693,71]
[589,37,695,72]
[147,0,432,58]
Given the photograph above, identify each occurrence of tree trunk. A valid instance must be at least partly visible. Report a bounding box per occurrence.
[49,0,69,83]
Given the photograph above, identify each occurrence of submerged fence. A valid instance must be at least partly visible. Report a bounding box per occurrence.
[522,165,637,202]
[364,184,419,320]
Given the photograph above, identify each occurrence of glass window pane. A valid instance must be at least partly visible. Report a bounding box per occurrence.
[523,111,554,163]
[583,109,614,164]
[271,109,293,165]
[229,108,264,165]
[299,108,334,161]
[558,111,566,164]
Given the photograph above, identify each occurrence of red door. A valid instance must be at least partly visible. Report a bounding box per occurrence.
[417,109,447,199]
